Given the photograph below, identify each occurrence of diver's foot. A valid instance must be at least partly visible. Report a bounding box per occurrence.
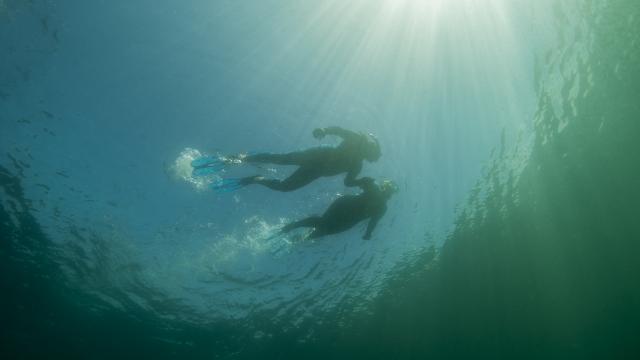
[281,222,296,233]
[239,175,264,186]
[221,153,249,165]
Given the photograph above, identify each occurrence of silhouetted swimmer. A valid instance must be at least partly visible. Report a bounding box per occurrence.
[220,127,381,192]
[281,177,398,240]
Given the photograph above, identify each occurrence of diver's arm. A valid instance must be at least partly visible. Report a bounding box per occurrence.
[350,178,377,193]
[343,162,364,187]
[313,126,359,141]
[363,208,386,240]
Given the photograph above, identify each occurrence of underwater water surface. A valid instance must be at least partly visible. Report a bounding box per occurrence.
[1,0,639,359]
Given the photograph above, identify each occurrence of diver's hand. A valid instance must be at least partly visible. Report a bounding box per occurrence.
[313,128,325,139]
[362,234,371,240]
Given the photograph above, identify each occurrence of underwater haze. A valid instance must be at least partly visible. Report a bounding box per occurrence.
[1,0,639,359]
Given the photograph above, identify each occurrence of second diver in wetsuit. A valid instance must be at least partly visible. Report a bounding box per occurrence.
[281,177,398,240]
[213,126,381,192]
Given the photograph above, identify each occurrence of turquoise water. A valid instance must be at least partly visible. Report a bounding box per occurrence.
[1,1,639,358]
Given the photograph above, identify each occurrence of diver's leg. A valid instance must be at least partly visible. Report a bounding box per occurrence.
[245,148,325,166]
[282,216,322,233]
[244,152,301,165]
[248,167,319,192]
[243,153,286,164]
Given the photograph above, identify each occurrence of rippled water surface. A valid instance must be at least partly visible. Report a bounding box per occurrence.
[2,0,639,359]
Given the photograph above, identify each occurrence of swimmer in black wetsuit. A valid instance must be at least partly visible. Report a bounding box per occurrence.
[227,127,381,192]
[281,177,398,240]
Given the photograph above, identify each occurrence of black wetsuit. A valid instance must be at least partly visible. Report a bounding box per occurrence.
[282,177,389,240]
[240,127,373,192]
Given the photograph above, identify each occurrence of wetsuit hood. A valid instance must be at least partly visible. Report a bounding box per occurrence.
[380,180,399,197]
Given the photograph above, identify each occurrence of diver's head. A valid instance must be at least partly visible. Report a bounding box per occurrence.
[380,180,399,199]
[362,133,381,162]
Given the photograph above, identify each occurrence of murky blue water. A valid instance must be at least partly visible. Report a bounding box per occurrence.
[2,0,639,358]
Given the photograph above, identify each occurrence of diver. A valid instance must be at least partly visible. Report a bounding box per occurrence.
[281,177,398,240]
[193,126,382,192]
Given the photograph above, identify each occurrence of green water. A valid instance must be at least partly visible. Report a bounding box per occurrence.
[1,0,639,359]
[328,1,640,358]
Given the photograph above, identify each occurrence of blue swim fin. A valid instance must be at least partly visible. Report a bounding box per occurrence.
[210,178,247,193]
[191,153,251,176]
[191,155,222,168]
[191,155,228,177]
[192,165,224,177]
